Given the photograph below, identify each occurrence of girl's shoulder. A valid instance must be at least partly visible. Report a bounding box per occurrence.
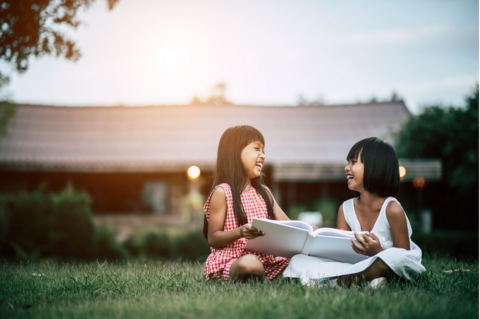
[204,184,231,214]
[216,183,231,190]
[210,183,231,194]
[208,186,227,207]
[206,183,231,204]
[384,198,406,221]
[384,197,402,211]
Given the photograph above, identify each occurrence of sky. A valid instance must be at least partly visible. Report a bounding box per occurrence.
[3,0,479,113]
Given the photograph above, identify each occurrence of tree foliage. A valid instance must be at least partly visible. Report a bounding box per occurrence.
[394,85,479,229]
[0,0,119,73]
[0,0,119,137]
[0,72,15,137]
[0,101,15,137]
[191,82,231,105]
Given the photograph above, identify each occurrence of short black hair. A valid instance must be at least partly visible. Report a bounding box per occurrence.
[347,137,400,197]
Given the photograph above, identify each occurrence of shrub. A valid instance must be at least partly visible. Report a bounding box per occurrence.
[313,197,338,223]
[0,197,10,253]
[412,231,479,260]
[94,226,129,260]
[287,205,308,220]
[123,235,142,258]
[140,228,173,259]
[0,186,128,261]
[48,186,95,259]
[132,228,210,261]
[1,189,56,258]
[173,230,210,261]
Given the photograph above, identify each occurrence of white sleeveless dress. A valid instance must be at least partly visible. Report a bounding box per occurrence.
[283,197,426,281]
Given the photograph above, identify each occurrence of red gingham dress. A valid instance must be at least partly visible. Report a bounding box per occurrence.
[204,183,290,281]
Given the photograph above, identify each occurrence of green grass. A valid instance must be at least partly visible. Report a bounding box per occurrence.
[0,256,478,319]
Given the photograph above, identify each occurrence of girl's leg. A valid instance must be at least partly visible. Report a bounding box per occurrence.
[337,258,394,287]
[230,255,265,280]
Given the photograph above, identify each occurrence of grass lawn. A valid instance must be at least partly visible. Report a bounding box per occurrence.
[0,256,478,319]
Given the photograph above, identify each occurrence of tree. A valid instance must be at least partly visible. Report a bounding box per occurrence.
[191,82,231,105]
[297,94,326,106]
[394,85,479,230]
[0,102,15,137]
[0,0,119,136]
[390,91,402,102]
[0,73,15,137]
[0,0,119,75]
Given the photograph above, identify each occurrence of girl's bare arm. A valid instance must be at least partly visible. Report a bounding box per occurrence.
[263,186,289,220]
[385,201,411,250]
[207,187,263,248]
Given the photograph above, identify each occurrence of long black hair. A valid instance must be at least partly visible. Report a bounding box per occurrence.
[347,137,400,198]
[203,125,275,239]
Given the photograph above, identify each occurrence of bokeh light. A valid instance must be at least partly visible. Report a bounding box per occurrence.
[413,177,425,188]
[399,166,406,178]
[187,166,201,179]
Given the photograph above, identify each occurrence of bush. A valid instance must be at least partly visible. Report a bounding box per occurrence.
[0,186,128,261]
[0,185,210,262]
[287,205,308,220]
[0,190,52,258]
[132,228,210,261]
[140,228,173,259]
[173,230,210,261]
[0,197,10,252]
[123,235,142,258]
[49,186,96,259]
[313,197,338,223]
[94,226,130,260]
[412,231,479,260]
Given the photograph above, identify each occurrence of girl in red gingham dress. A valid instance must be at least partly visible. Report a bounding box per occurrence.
[203,125,291,281]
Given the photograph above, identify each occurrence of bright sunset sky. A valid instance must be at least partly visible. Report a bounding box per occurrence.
[4,0,479,112]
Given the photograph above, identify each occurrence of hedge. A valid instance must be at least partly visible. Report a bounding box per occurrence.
[0,186,476,262]
[0,186,128,261]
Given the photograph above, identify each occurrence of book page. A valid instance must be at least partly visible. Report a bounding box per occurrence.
[245,218,310,258]
[308,236,369,263]
[251,219,313,232]
[301,234,315,255]
[312,227,367,239]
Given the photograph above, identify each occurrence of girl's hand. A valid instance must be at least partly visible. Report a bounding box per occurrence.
[241,224,265,239]
[351,232,383,257]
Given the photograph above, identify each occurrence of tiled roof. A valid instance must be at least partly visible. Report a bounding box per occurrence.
[0,102,410,172]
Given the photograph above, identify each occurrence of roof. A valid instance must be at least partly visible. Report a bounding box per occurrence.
[0,102,423,178]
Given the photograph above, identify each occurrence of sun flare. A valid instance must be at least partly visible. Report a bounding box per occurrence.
[157,42,191,75]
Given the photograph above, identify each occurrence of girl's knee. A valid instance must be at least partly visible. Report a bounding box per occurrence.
[373,258,389,271]
[235,255,265,276]
[370,258,394,277]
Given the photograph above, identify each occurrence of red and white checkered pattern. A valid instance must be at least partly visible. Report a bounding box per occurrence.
[204,183,290,280]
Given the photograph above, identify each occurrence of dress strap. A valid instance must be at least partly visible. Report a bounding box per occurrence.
[342,198,361,231]
[376,196,412,236]
[379,197,399,218]
[218,183,232,197]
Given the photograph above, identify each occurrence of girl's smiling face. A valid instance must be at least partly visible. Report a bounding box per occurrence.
[241,141,266,180]
[345,152,365,192]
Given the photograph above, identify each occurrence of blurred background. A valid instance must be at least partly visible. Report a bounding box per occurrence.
[0,0,478,262]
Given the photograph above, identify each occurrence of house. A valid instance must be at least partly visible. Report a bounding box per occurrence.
[0,102,441,225]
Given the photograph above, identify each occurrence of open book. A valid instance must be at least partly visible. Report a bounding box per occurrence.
[245,218,369,263]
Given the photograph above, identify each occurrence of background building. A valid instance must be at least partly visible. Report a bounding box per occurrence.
[0,102,441,230]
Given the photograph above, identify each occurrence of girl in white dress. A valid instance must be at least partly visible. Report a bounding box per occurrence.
[283,137,426,287]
